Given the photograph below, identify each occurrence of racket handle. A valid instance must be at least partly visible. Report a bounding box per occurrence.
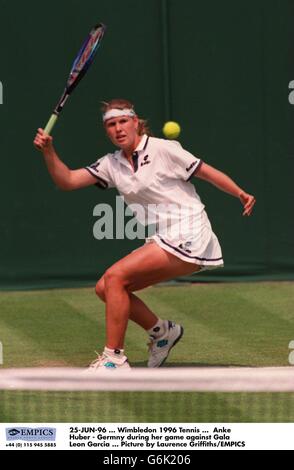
[44,113,58,135]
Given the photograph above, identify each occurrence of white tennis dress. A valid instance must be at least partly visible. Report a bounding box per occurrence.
[86,135,223,270]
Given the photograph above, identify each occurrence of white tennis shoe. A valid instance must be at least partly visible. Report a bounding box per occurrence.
[147,321,184,368]
[87,351,131,371]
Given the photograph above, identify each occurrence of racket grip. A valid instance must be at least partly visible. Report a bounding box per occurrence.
[44,113,58,135]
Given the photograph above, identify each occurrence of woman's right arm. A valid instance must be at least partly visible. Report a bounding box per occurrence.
[33,128,97,191]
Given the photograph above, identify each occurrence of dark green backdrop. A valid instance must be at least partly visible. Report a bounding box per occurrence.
[0,0,293,289]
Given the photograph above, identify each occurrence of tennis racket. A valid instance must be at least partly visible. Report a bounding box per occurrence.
[44,23,106,135]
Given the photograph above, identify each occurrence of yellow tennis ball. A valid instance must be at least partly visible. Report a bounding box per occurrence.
[162,121,181,139]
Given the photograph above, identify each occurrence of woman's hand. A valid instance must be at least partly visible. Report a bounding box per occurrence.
[33,128,53,152]
[239,191,256,216]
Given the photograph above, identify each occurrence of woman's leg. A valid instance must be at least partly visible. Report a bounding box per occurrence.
[98,242,200,350]
[96,279,158,329]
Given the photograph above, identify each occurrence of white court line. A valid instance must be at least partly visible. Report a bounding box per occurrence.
[0,367,294,392]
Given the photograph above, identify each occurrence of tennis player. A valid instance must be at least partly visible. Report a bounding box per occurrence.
[34,99,256,371]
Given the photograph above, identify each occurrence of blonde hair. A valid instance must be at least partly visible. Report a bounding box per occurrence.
[101,99,152,136]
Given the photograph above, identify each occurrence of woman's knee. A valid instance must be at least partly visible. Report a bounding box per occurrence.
[95,277,106,301]
[103,267,128,290]
[95,268,128,300]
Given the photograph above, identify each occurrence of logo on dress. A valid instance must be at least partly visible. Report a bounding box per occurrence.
[186,161,197,172]
[178,241,192,253]
[90,161,101,170]
[141,155,151,166]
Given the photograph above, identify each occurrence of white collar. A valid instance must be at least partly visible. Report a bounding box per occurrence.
[114,135,149,166]
[133,134,148,153]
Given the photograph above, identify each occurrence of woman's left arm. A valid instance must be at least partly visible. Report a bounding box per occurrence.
[195,162,256,216]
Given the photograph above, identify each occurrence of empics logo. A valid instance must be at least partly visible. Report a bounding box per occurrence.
[7,429,20,436]
[0,81,3,104]
[6,427,56,441]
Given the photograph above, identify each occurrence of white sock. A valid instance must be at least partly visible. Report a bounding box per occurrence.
[104,347,125,358]
[148,319,167,339]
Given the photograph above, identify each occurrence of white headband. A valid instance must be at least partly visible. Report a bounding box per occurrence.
[102,108,136,122]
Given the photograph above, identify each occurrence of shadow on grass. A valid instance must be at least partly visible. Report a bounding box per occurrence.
[132,362,248,368]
